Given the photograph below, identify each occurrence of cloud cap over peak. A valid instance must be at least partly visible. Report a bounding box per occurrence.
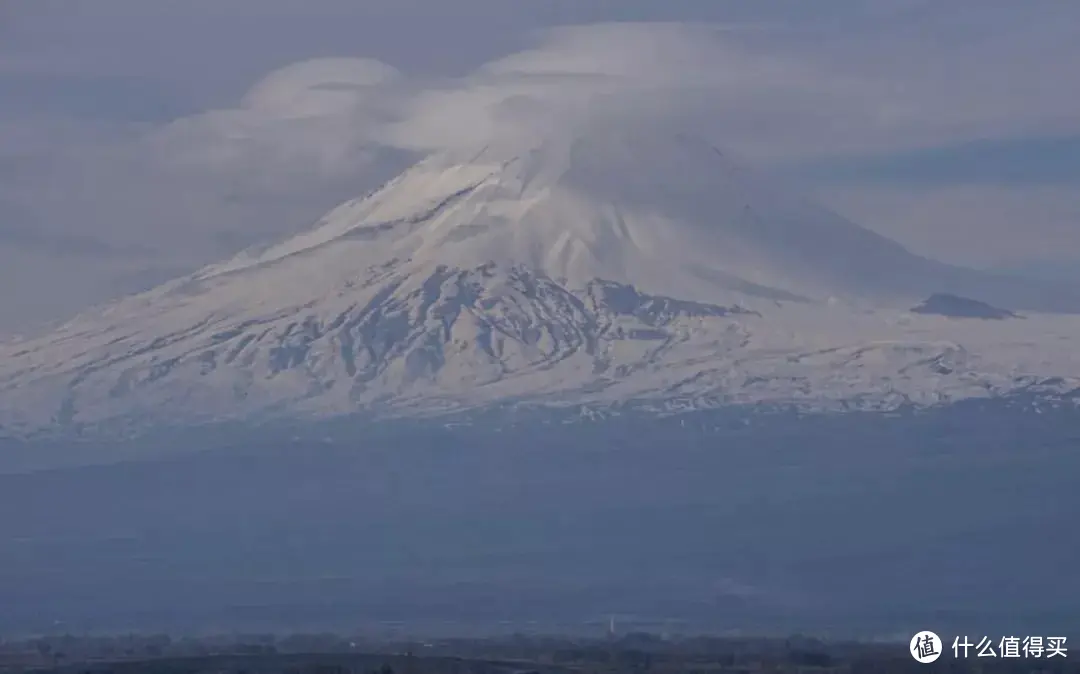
[241,57,403,118]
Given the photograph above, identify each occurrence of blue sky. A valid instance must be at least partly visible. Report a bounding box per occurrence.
[1,0,1078,333]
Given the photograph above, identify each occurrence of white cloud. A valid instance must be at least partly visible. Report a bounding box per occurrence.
[384,23,872,156]
[385,12,1080,162]
[0,57,417,334]
[146,57,411,177]
[2,5,1080,334]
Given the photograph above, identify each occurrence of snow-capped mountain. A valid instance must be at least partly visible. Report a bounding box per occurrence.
[3,125,1080,434]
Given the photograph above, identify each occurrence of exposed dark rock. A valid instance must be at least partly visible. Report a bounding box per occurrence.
[911,293,1017,319]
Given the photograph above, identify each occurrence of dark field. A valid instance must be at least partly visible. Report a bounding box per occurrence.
[3,633,1078,674]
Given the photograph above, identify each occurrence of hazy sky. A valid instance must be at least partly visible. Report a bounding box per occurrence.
[2,0,1079,334]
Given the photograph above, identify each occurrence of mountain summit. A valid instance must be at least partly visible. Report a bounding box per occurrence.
[200,126,940,306]
[2,127,1079,433]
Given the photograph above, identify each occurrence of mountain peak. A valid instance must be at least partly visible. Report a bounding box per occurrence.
[4,126,1080,434]
[202,125,935,308]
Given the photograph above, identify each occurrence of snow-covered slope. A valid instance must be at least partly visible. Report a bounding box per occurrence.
[2,126,1080,433]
